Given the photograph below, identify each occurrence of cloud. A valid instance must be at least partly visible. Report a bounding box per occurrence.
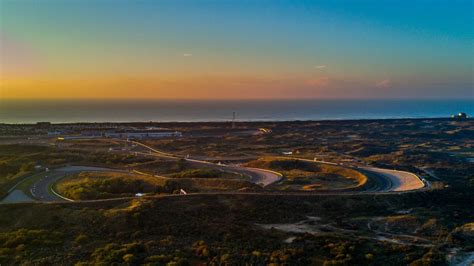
[375,79,391,88]
[182,53,192,57]
[315,65,326,69]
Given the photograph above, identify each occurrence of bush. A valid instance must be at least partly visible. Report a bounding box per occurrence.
[169,168,222,179]
[90,242,146,264]
[74,234,88,246]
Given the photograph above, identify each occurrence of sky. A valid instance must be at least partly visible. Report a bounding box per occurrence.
[0,0,472,100]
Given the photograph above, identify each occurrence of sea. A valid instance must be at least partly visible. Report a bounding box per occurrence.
[0,99,472,124]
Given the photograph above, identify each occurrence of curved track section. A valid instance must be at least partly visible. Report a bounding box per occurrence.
[1,140,426,203]
[362,167,426,192]
[30,166,126,202]
[133,141,283,187]
[272,156,426,193]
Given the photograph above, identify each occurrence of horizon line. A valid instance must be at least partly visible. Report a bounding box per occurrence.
[1,97,473,101]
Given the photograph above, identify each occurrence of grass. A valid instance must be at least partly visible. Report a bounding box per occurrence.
[55,170,257,200]
[15,171,48,198]
[0,144,50,199]
[246,158,368,191]
[167,168,245,179]
[0,143,157,199]
[55,172,167,200]
[0,171,33,199]
[165,178,261,192]
[133,159,193,175]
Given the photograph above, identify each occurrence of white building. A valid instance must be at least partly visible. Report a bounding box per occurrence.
[104,130,182,139]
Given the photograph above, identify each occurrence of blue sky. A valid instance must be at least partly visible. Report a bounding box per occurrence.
[0,0,472,99]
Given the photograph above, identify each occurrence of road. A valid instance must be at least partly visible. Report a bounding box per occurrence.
[418,167,441,180]
[132,141,283,187]
[362,167,425,192]
[184,159,282,187]
[29,166,126,202]
[130,141,426,192]
[2,163,282,203]
[1,155,283,204]
[1,190,33,203]
[276,156,425,192]
[1,140,426,204]
[238,167,282,187]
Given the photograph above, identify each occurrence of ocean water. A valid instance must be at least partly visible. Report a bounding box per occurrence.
[0,99,472,124]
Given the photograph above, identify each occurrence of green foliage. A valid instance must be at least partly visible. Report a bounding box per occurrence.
[0,120,472,265]
[269,159,313,171]
[74,234,89,246]
[168,168,222,179]
[90,242,146,264]
[193,240,210,258]
[0,144,154,199]
[58,175,155,200]
[176,159,186,171]
[0,229,63,264]
[0,186,472,265]
[0,229,62,249]
[248,158,367,191]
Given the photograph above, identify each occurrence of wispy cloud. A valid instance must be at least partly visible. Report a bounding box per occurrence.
[315,65,327,69]
[375,79,391,88]
[182,53,192,57]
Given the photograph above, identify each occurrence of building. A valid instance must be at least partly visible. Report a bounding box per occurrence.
[104,130,182,139]
[80,130,103,137]
[452,112,468,119]
[58,135,102,140]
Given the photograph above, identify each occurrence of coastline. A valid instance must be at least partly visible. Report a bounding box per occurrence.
[0,116,470,126]
[1,99,472,124]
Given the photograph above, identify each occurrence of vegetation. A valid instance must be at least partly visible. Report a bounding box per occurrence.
[55,172,166,200]
[168,168,244,180]
[0,229,63,263]
[0,145,49,198]
[55,171,259,200]
[0,144,154,199]
[0,187,471,265]
[164,178,261,193]
[246,158,367,191]
[0,119,472,264]
[132,159,196,176]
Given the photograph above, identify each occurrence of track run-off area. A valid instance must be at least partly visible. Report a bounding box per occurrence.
[1,139,427,204]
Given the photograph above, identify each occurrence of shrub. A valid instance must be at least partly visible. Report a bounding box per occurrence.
[169,168,222,179]
[74,234,88,246]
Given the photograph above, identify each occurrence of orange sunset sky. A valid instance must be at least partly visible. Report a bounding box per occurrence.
[1,0,472,99]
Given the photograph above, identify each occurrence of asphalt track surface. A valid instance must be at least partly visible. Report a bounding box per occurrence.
[362,167,425,191]
[131,141,283,187]
[2,140,426,203]
[130,141,426,193]
[29,166,127,202]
